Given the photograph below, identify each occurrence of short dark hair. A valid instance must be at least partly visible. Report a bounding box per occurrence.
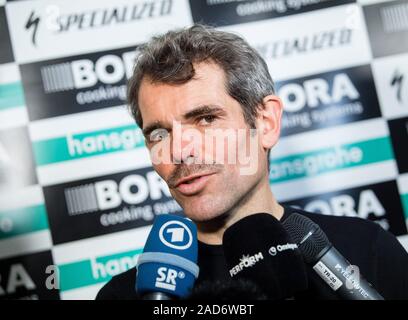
[127,24,275,165]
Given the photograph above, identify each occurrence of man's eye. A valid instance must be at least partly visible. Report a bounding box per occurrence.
[198,115,216,125]
[149,128,169,142]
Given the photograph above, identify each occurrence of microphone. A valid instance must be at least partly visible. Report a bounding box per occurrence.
[136,214,200,300]
[222,213,308,300]
[282,213,384,300]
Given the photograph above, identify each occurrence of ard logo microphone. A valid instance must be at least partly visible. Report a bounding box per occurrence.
[136,214,199,300]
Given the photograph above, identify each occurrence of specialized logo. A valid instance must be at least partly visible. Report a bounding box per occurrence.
[22,1,173,48]
[155,266,185,291]
[229,252,264,277]
[371,53,407,119]
[390,69,405,104]
[255,28,353,61]
[25,11,41,47]
[159,220,192,250]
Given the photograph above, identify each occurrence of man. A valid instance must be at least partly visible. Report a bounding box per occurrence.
[96,24,408,300]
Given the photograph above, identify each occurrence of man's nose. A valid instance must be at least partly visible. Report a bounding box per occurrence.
[171,126,202,164]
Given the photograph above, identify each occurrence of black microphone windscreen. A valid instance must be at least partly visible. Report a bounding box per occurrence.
[282,213,331,263]
[222,213,308,300]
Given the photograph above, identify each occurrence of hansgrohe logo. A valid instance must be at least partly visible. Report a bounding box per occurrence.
[270,145,362,180]
[58,248,143,292]
[90,254,139,281]
[269,137,394,183]
[67,127,144,157]
[33,124,145,165]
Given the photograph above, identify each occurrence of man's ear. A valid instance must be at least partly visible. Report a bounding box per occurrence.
[256,94,283,150]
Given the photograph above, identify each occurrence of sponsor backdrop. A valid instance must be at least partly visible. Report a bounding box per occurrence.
[0,0,407,300]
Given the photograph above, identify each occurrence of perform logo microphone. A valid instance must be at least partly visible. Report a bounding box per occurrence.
[136,214,199,300]
[282,213,384,300]
[222,213,308,300]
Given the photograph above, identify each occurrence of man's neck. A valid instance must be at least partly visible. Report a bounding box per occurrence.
[196,177,283,245]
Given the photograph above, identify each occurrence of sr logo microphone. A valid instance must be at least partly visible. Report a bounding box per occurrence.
[136,215,199,300]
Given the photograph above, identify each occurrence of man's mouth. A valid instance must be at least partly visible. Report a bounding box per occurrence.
[174,173,215,196]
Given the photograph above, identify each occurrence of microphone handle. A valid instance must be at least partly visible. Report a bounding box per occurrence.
[142,292,173,300]
[313,246,384,300]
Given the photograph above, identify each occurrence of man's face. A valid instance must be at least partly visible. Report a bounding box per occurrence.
[138,62,267,222]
